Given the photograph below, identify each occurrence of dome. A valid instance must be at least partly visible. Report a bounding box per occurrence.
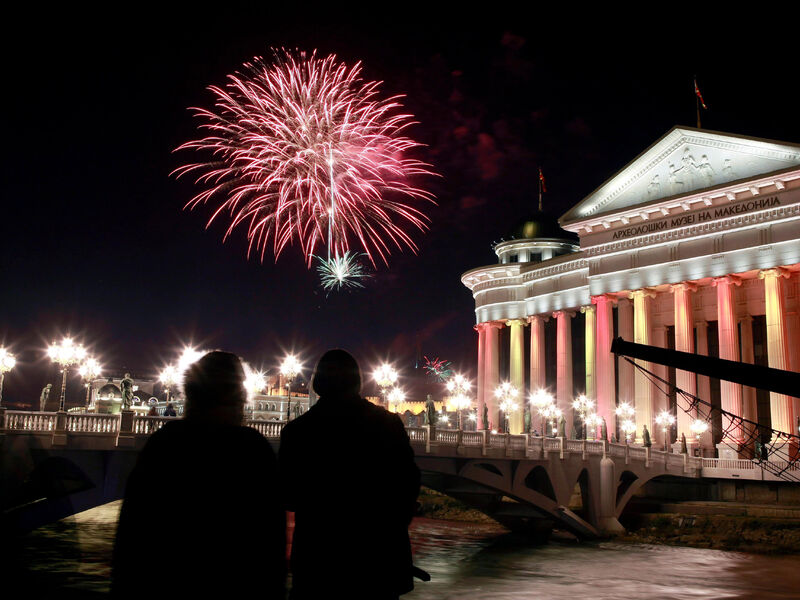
[506,211,578,243]
[98,383,122,399]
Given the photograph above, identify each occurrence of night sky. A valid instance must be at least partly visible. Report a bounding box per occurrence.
[2,8,797,407]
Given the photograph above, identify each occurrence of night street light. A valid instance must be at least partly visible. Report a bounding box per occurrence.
[281,354,302,422]
[446,373,471,429]
[373,363,398,407]
[78,357,101,410]
[615,402,636,443]
[48,338,87,412]
[530,389,554,436]
[387,386,405,411]
[690,418,709,442]
[244,366,267,420]
[494,382,519,434]
[655,410,676,451]
[540,404,562,437]
[159,365,179,404]
[0,348,16,408]
[585,413,604,441]
[572,394,594,439]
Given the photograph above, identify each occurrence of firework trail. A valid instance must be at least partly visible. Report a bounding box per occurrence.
[316,250,371,291]
[174,49,435,277]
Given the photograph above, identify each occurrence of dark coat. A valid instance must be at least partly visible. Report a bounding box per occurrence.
[112,419,285,598]
[279,395,420,599]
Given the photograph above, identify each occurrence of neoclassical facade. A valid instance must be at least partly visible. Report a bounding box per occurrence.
[462,127,800,456]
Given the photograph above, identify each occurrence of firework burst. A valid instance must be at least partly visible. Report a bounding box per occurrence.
[316,251,371,291]
[423,356,452,382]
[174,49,435,269]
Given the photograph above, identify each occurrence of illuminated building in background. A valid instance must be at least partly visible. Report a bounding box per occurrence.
[462,127,800,457]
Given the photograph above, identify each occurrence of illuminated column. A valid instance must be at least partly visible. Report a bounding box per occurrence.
[484,321,505,431]
[507,318,526,434]
[475,323,487,429]
[695,320,713,453]
[593,295,616,435]
[582,305,596,401]
[528,315,547,393]
[672,283,697,440]
[760,268,793,436]
[739,315,759,440]
[617,298,635,408]
[553,310,574,416]
[653,325,669,448]
[713,275,744,449]
[631,289,655,441]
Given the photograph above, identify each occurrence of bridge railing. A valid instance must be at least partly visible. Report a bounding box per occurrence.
[245,420,285,438]
[66,413,120,433]
[4,411,57,431]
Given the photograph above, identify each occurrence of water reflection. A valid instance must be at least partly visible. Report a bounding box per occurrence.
[9,503,800,599]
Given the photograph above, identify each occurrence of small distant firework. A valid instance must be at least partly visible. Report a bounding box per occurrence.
[423,356,452,382]
[316,251,371,291]
[175,49,435,283]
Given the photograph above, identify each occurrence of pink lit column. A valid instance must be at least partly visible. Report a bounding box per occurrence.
[617,297,635,409]
[760,268,793,437]
[528,315,547,393]
[593,295,617,436]
[713,275,744,449]
[695,320,713,452]
[672,283,697,440]
[475,323,487,429]
[553,310,574,417]
[631,290,655,441]
[653,325,669,447]
[484,321,505,431]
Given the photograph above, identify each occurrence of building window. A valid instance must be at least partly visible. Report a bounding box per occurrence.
[509,254,519,263]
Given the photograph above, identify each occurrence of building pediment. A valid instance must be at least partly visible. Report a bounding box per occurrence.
[560,127,800,225]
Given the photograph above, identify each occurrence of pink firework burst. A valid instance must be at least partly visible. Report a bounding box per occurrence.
[174,49,435,267]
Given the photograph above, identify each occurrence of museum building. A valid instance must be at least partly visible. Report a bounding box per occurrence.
[461,127,800,457]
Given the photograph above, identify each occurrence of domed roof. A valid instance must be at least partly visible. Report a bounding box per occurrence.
[98,383,121,398]
[506,211,578,243]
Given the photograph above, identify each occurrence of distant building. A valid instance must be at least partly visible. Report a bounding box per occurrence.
[462,127,800,458]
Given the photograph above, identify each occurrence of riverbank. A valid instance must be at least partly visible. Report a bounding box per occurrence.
[619,512,800,554]
[415,487,499,524]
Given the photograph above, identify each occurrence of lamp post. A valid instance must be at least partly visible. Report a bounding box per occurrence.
[244,368,266,420]
[572,394,594,439]
[159,365,179,405]
[494,382,519,434]
[0,348,16,408]
[540,404,562,437]
[78,357,101,411]
[387,386,405,413]
[467,411,478,431]
[373,363,398,408]
[280,355,302,422]
[585,413,603,441]
[446,373,471,429]
[691,418,709,446]
[615,402,636,443]
[48,338,87,412]
[655,410,676,452]
[529,389,554,436]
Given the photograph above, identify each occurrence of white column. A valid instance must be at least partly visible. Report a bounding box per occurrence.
[475,323,487,429]
[528,315,547,393]
[695,320,713,453]
[631,289,655,442]
[617,297,635,409]
[507,318,526,434]
[739,315,758,443]
[652,325,669,448]
[713,275,744,453]
[484,321,505,432]
[760,268,793,437]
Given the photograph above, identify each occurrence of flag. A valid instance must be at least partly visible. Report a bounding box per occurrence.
[694,78,708,110]
[538,167,547,193]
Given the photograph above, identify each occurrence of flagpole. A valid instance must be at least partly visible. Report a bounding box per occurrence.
[538,174,543,212]
[695,75,701,129]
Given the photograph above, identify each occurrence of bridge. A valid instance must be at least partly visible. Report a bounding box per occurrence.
[1,409,796,539]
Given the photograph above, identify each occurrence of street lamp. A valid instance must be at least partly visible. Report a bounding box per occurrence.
[468,411,478,430]
[446,373,471,429]
[0,348,16,408]
[572,394,594,439]
[655,410,676,451]
[494,382,519,434]
[244,367,266,420]
[387,386,405,412]
[540,404,562,437]
[280,354,302,422]
[615,402,636,443]
[585,413,604,440]
[159,365,179,404]
[690,418,709,443]
[78,357,101,411]
[48,338,87,412]
[373,363,398,407]
[530,389,554,436]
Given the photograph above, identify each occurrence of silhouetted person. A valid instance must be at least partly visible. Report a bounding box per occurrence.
[112,351,285,598]
[163,402,177,417]
[280,349,420,599]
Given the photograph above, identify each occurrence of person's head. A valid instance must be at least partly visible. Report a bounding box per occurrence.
[312,349,361,399]
[183,351,246,424]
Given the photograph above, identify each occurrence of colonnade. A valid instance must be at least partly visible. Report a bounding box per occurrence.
[473,269,799,449]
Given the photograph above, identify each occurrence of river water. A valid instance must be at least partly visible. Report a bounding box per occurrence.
[8,502,800,599]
